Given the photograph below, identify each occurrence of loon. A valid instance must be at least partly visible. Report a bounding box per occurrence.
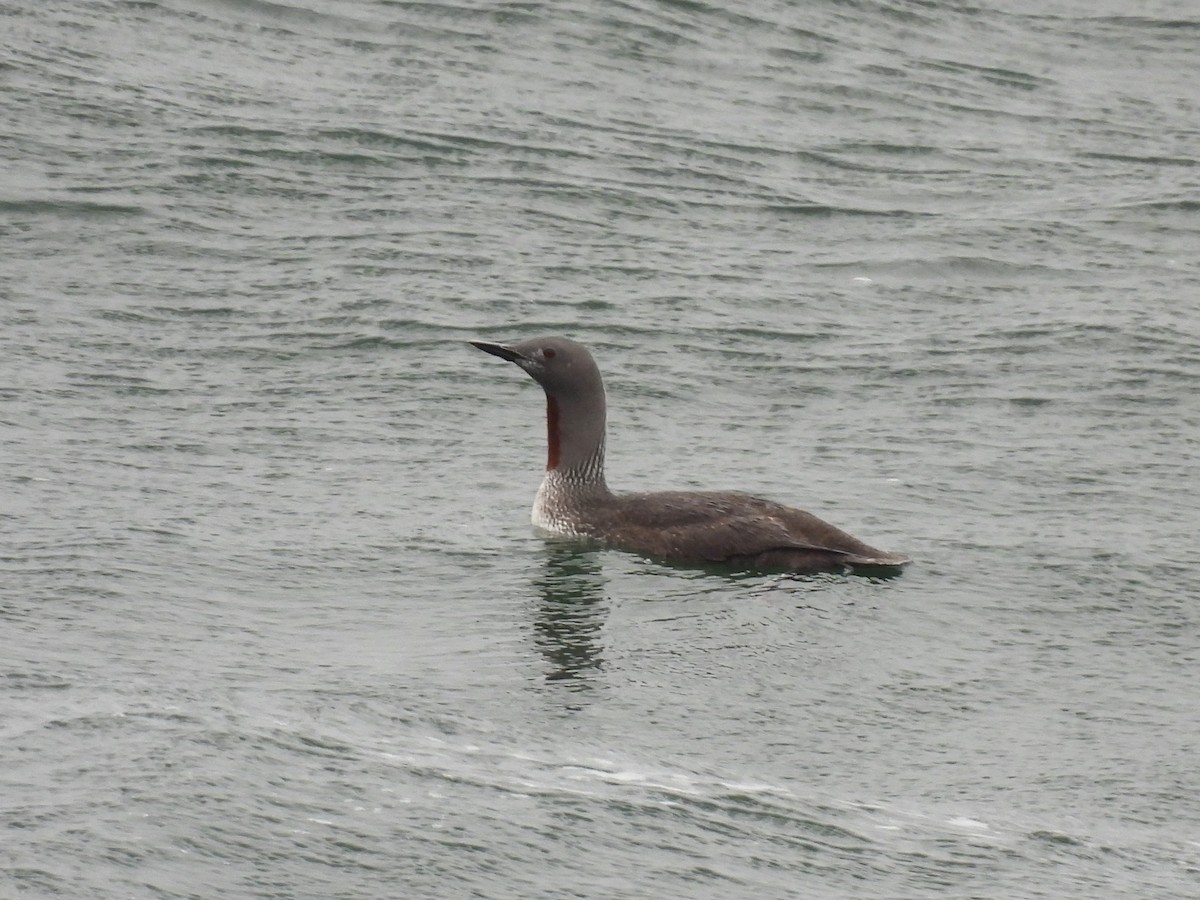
[470,336,910,575]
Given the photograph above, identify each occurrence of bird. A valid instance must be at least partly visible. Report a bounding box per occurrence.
[469,335,910,575]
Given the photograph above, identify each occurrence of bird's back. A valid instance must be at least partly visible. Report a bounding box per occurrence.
[581,490,910,574]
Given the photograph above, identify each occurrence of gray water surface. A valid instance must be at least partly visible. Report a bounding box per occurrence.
[4,0,1199,897]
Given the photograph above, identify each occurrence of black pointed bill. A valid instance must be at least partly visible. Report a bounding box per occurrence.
[469,340,526,363]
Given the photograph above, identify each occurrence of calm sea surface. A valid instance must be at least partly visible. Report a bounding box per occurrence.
[4,0,1199,897]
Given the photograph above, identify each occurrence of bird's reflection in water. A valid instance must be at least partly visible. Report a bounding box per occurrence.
[531,543,608,691]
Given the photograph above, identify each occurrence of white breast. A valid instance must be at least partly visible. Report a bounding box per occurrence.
[531,474,589,536]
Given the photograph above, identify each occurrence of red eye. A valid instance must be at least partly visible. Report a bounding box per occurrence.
[543,348,556,359]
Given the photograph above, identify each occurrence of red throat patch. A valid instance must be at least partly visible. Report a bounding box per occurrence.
[545,396,560,470]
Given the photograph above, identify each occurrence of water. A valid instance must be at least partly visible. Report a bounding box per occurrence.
[4,0,1199,896]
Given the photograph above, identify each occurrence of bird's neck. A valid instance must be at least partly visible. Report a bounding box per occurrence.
[543,393,609,496]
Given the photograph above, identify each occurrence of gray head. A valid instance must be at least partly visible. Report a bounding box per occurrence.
[468,335,604,401]
[470,335,608,478]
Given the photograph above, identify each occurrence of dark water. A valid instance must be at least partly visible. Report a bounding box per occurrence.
[4,0,1199,897]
